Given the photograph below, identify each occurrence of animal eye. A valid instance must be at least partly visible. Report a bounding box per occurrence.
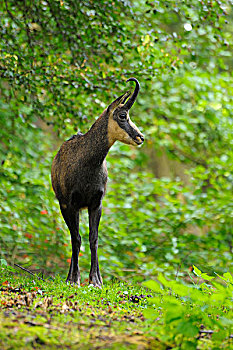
[119,113,127,120]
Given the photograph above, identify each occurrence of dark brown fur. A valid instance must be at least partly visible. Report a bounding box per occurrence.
[51,79,144,287]
[52,111,109,208]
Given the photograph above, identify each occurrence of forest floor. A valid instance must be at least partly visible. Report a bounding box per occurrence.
[0,267,232,349]
[0,268,159,350]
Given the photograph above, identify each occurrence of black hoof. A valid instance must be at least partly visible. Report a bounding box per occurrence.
[89,271,103,288]
[66,273,80,286]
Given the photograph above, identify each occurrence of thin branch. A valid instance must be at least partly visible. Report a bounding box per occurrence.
[14,263,45,281]
[199,330,214,334]
[198,329,233,339]
[169,146,208,167]
[22,0,33,50]
[4,0,24,29]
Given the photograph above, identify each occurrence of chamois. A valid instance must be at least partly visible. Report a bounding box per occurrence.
[51,78,144,287]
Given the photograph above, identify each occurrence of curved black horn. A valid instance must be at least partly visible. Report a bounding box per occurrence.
[124,78,140,110]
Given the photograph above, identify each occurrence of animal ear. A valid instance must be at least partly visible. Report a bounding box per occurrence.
[107,91,131,113]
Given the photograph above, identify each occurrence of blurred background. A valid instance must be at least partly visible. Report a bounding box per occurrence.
[0,0,232,282]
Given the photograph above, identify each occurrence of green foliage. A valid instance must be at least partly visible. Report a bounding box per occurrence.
[1,0,232,125]
[0,96,69,272]
[0,267,232,349]
[0,0,233,288]
[143,267,233,349]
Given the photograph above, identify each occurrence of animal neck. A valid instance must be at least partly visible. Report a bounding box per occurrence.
[85,110,112,166]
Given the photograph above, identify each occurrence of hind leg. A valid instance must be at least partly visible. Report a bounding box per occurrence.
[60,205,81,285]
[88,204,103,287]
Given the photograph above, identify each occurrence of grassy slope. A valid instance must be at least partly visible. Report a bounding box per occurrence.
[0,269,158,350]
[0,267,233,349]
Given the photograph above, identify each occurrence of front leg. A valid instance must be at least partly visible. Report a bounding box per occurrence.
[60,206,81,285]
[88,205,103,287]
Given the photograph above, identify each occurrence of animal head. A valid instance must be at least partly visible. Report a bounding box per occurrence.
[107,78,144,147]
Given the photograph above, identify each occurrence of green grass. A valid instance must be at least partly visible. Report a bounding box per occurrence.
[0,266,232,349]
[0,268,156,350]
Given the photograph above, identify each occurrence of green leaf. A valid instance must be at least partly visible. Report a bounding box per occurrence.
[143,308,160,321]
[200,273,214,281]
[223,272,233,283]
[143,280,161,293]
[176,320,199,337]
[193,265,202,277]
[0,259,7,267]
[165,304,184,324]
